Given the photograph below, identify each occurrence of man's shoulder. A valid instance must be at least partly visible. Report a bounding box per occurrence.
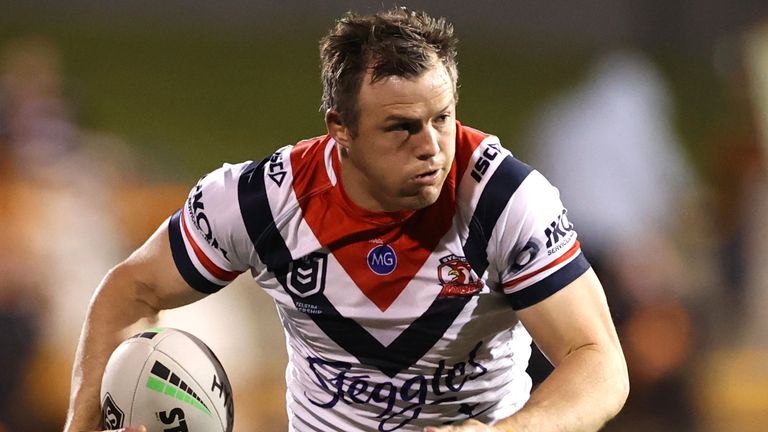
[456,122,492,145]
[205,134,330,189]
[454,121,516,181]
[454,122,506,162]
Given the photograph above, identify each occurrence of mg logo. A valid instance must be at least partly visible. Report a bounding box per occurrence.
[367,244,397,275]
[101,393,124,429]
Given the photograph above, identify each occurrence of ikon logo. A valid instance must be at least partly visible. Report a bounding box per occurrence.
[188,182,230,261]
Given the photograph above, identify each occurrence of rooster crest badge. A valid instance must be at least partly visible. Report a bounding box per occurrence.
[437,254,484,297]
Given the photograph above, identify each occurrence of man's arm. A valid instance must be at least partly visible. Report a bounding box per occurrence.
[497,268,629,431]
[426,268,628,432]
[64,222,207,432]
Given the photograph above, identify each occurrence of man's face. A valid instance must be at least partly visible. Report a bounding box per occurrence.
[332,62,457,212]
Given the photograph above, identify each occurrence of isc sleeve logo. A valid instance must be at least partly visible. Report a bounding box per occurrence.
[267,151,287,186]
[470,142,501,182]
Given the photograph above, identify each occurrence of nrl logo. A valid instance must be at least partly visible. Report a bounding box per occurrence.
[283,252,328,298]
[437,254,483,297]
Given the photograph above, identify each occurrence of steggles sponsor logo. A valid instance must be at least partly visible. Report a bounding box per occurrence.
[305,342,488,431]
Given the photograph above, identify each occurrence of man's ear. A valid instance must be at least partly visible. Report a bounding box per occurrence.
[325,110,351,147]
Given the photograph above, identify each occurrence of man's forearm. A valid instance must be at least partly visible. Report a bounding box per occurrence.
[64,266,160,432]
[495,344,629,432]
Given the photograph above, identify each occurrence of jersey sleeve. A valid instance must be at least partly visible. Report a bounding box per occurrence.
[494,169,591,310]
[167,162,254,294]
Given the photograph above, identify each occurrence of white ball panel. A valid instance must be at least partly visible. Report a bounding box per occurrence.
[100,328,233,432]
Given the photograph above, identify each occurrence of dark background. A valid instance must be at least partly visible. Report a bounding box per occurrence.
[1,1,767,431]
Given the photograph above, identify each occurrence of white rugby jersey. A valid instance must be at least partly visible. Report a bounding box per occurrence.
[167,122,590,431]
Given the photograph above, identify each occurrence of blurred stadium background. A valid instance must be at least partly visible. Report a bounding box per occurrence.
[0,1,767,431]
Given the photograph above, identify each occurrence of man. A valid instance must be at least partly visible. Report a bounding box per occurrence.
[65,8,628,432]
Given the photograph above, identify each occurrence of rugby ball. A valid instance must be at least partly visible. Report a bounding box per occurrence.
[100,328,234,432]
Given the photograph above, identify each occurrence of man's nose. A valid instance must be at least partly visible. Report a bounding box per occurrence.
[415,126,440,161]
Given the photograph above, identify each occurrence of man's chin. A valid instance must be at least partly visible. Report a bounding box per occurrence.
[398,187,442,210]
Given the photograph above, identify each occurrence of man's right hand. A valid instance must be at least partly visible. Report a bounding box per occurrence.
[64,223,206,432]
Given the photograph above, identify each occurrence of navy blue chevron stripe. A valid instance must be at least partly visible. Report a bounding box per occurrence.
[238,159,294,271]
[237,158,476,377]
[236,152,510,377]
[282,280,473,378]
[168,210,224,294]
[464,156,533,276]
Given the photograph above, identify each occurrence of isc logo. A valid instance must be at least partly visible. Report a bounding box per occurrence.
[157,408,188,432]
[267,151,287,186]
[470,143,500,182]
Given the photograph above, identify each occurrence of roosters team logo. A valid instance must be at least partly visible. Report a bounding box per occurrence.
[437,255,483,297]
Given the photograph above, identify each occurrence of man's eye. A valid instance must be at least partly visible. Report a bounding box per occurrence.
[387,123,419,134]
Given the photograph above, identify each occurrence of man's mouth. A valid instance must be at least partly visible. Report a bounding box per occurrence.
[412,169,440,185]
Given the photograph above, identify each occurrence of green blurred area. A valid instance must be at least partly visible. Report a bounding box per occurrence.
[2,8,761,432]
[0,12,727,181]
